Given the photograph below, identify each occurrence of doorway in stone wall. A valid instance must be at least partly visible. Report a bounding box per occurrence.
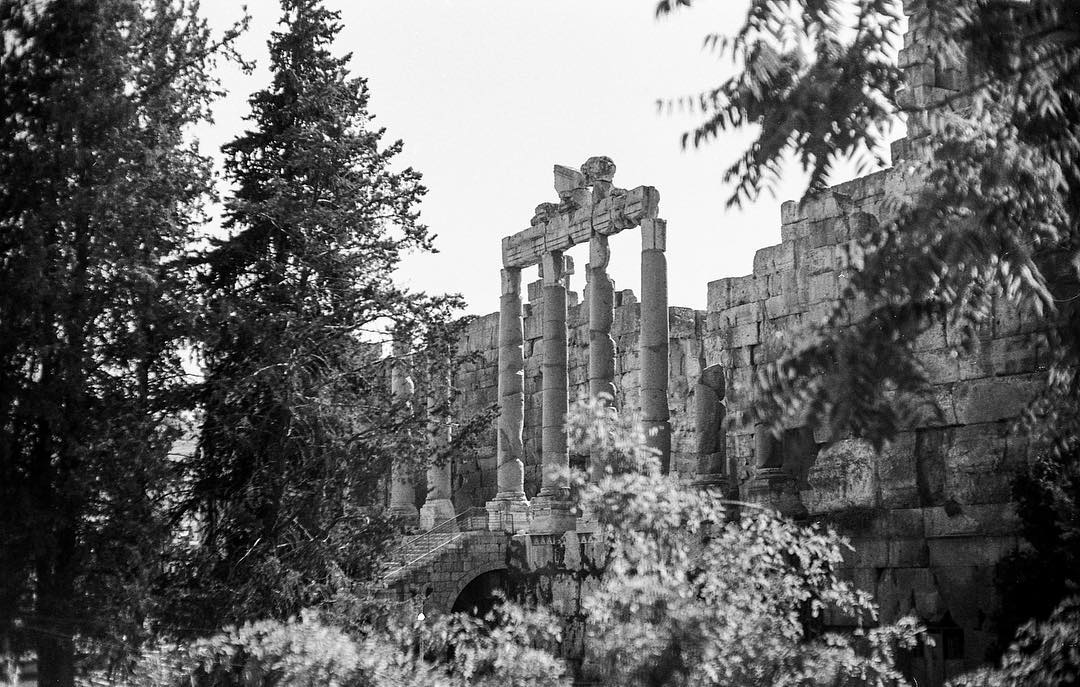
[451,568,510,619]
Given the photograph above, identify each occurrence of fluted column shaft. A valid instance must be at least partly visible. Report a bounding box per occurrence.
[494,268,527,501]
[640,218,671,472]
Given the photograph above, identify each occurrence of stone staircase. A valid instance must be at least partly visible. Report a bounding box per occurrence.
[382,507,487,583]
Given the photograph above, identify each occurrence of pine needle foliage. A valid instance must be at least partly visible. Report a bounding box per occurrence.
[0,1,241,683]
[167,0,463,633]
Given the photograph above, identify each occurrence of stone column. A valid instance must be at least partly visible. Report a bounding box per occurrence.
[494,268,526,502]
[388,340,419,526]
[538,250,569,502]
[584,157,617,408]
[639,218,671,472]
[420,356,456,531]
[692,363,728,492]
[532,251,574,532]
[587,235,616,477]
[746,423,807,518]
[487,268,530,531]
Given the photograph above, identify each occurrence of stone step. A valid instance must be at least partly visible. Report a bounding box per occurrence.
[382,531,467,581]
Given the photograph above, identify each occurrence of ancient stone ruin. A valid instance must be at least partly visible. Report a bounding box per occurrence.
[381,3,1039,683]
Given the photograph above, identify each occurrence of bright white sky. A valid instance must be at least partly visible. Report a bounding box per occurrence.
[198,1,881,316]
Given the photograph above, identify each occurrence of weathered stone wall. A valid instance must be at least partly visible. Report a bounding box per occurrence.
[445,164,1042,682]
[411,3,1037,683]
[703,167,1044,678]
[450,285,706,511]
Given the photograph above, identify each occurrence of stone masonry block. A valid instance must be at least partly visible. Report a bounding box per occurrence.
[707,279,731,311]
[927,536,1018,568]
[803,438,877,514]
[845,539,889,568]
[952,373,1042,425]
[718,321,760,349]
[923,502,1020,539]
[728,275,761,307]
[753,241,796,275]
[781,199,800,226]
[960,334,1043,380]
[878,432,919,508]
[807,272,839,303]
[889,538,930,567]
[920,347,961,384]
[723,301,763,327]
[804,245,840,275]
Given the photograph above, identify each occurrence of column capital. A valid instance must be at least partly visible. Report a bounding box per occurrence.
[641,218,667,251]
[589,233,611,270]
[540,251,572,285]
[500,267,521,297]
[581,156,616,185]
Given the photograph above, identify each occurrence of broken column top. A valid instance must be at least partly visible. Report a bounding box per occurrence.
[502,156,660,269]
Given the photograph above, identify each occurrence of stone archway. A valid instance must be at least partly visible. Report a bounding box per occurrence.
[409,531,511,614]
[450,566,510,617]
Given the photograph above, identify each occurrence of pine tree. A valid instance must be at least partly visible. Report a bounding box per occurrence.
[0,1,238,683]
[168,0,462,630]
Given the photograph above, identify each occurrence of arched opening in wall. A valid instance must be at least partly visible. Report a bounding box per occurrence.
[451,568,510,619]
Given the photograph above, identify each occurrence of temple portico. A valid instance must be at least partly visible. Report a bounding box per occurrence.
[483,157,673,533]
[388,157,736,536]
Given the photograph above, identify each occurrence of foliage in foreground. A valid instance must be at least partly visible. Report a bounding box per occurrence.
[118,400,924,686]
[950,595,1080,687]
[567,399,923,686]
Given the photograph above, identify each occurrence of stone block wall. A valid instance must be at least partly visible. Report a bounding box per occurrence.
[702,165,1046,679]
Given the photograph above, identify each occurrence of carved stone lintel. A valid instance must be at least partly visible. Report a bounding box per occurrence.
[531,202,561,227]
[504,185,660,268]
